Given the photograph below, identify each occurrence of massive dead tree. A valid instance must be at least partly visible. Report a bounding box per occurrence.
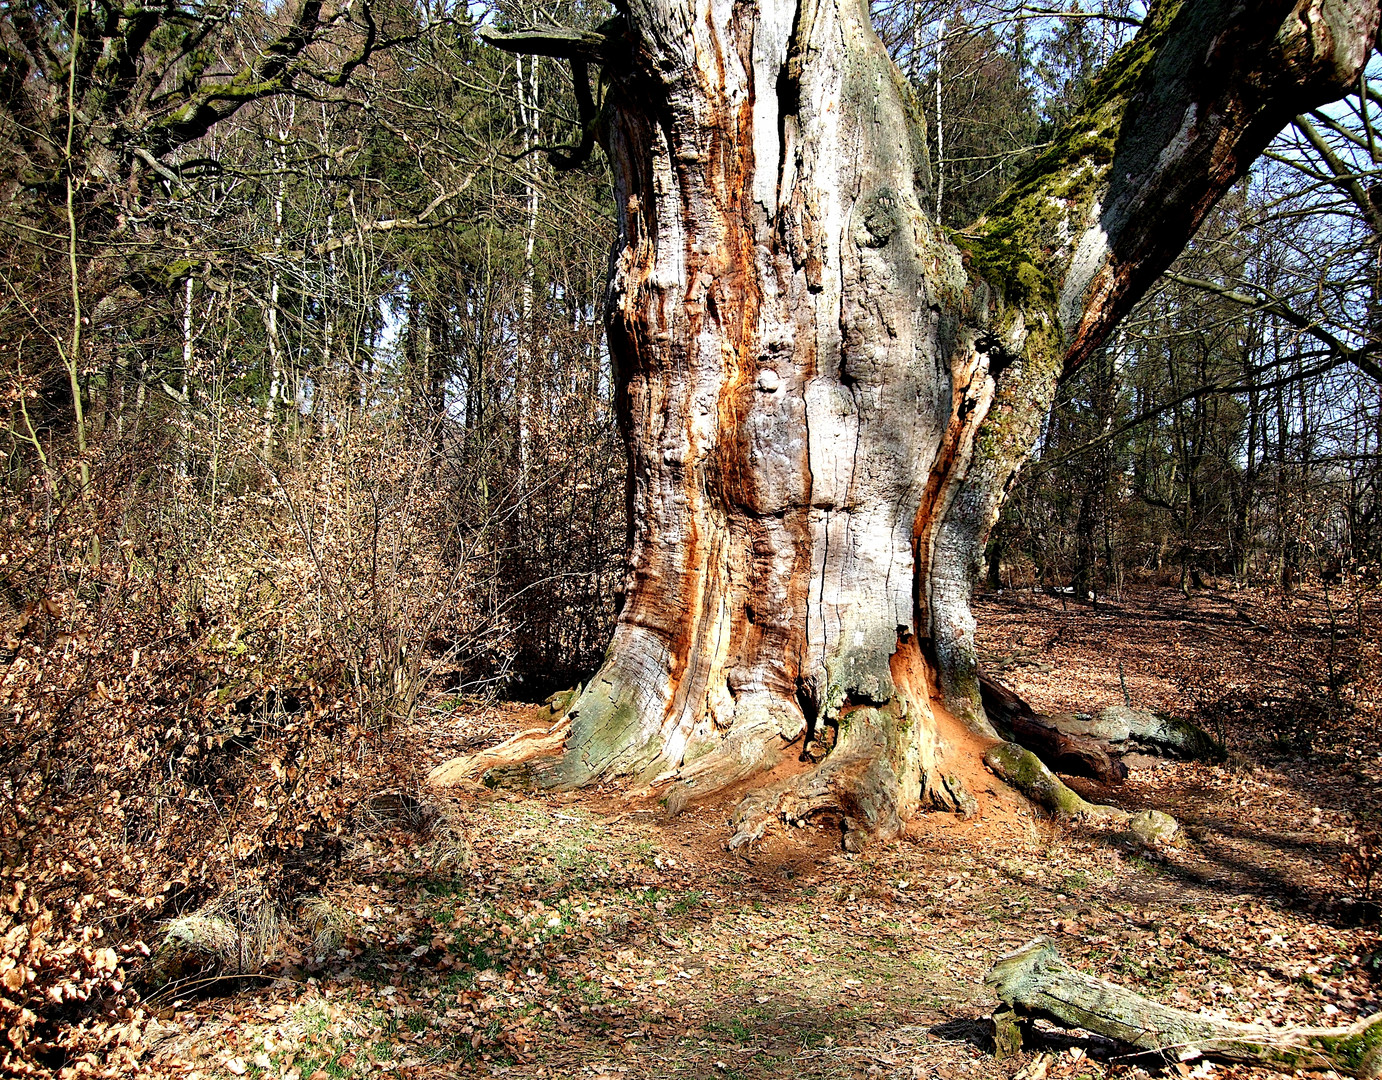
[449,0,1380,843]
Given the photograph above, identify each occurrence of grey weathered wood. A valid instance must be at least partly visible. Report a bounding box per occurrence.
[987,938,1382,1077]
[1054,705,1223,762]
[979,670,1221,780]
[476,24,616,61]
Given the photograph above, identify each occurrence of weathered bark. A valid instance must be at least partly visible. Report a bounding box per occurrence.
[988,938,1382,1077]
[449,0,1380,838]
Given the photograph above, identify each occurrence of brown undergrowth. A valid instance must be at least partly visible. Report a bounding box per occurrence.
[10,584,1382,1080]
[0,420,515,1076]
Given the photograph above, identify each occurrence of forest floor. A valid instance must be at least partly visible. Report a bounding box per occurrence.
[137,585,1382,1080]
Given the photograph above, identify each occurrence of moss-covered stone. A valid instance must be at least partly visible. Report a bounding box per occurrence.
[1128,809,1179,845]
[543,684,583,719]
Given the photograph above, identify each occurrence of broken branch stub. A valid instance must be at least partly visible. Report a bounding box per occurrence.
[475,23,619,62]
[986,938,1382,1077]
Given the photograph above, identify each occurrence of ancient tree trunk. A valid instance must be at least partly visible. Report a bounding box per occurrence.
[460,0,1379,840]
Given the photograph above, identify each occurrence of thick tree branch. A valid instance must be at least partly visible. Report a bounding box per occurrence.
[1295,113,1382,231]
[961,0,1380,372]
[477,23,618,63]
[1059,0,1381,369]
[137,0,336,158]
[478,23,616,170]
[544,58,599,169]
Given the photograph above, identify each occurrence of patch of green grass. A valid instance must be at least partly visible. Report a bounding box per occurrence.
[668,889,704,915]
[420,877,472,898]
[908,949,941,973]
[706,1016,755,1043]
[446,938,506,987]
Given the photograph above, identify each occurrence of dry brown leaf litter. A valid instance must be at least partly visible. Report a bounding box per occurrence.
[11,585,1382,1080]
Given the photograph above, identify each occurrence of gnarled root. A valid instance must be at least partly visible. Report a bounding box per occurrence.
[979,670,1222,781]
[720,702,974,851]
[980,672,1128,783]
[426,716,572,788]
[725,738,902,851]
[982,742,1179,844]
[982,742,1123,822]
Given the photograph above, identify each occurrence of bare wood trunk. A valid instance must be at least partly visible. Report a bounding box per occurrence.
[449,0,1380,839]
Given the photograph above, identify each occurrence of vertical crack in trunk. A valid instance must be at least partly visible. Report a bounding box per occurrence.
[456,0,1380,840]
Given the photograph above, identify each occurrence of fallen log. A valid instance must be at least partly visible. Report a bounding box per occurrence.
[980,673,1128,783]
[427,717,570,788]
[986,938,1382,1077]
[979,671,1223,783]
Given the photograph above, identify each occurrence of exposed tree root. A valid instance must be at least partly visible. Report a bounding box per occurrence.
[981,741,1179,844]
[724,736,900,851]
[426,671,1178,847]
[987,938,1382,1077]
[982,742,1123,822]
[980,673,1128,783]
[719,700,984,851]
[978,670,1222,782]
[425,717,571,788]
[1055,704,1223,762]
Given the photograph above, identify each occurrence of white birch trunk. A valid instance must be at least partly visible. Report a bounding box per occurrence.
[263,111,292,455]
[515,54,539,510]
[178,275,194,473]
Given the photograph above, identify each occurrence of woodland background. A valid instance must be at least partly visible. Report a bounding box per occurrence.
[2,0,1381,1072]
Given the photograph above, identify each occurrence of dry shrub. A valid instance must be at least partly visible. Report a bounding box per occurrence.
[0,403,512,1073]
[1171,579,1382,757]
[1342,828,1382,902]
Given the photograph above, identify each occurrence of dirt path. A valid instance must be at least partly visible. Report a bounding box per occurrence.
[141,587,1382,1080]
